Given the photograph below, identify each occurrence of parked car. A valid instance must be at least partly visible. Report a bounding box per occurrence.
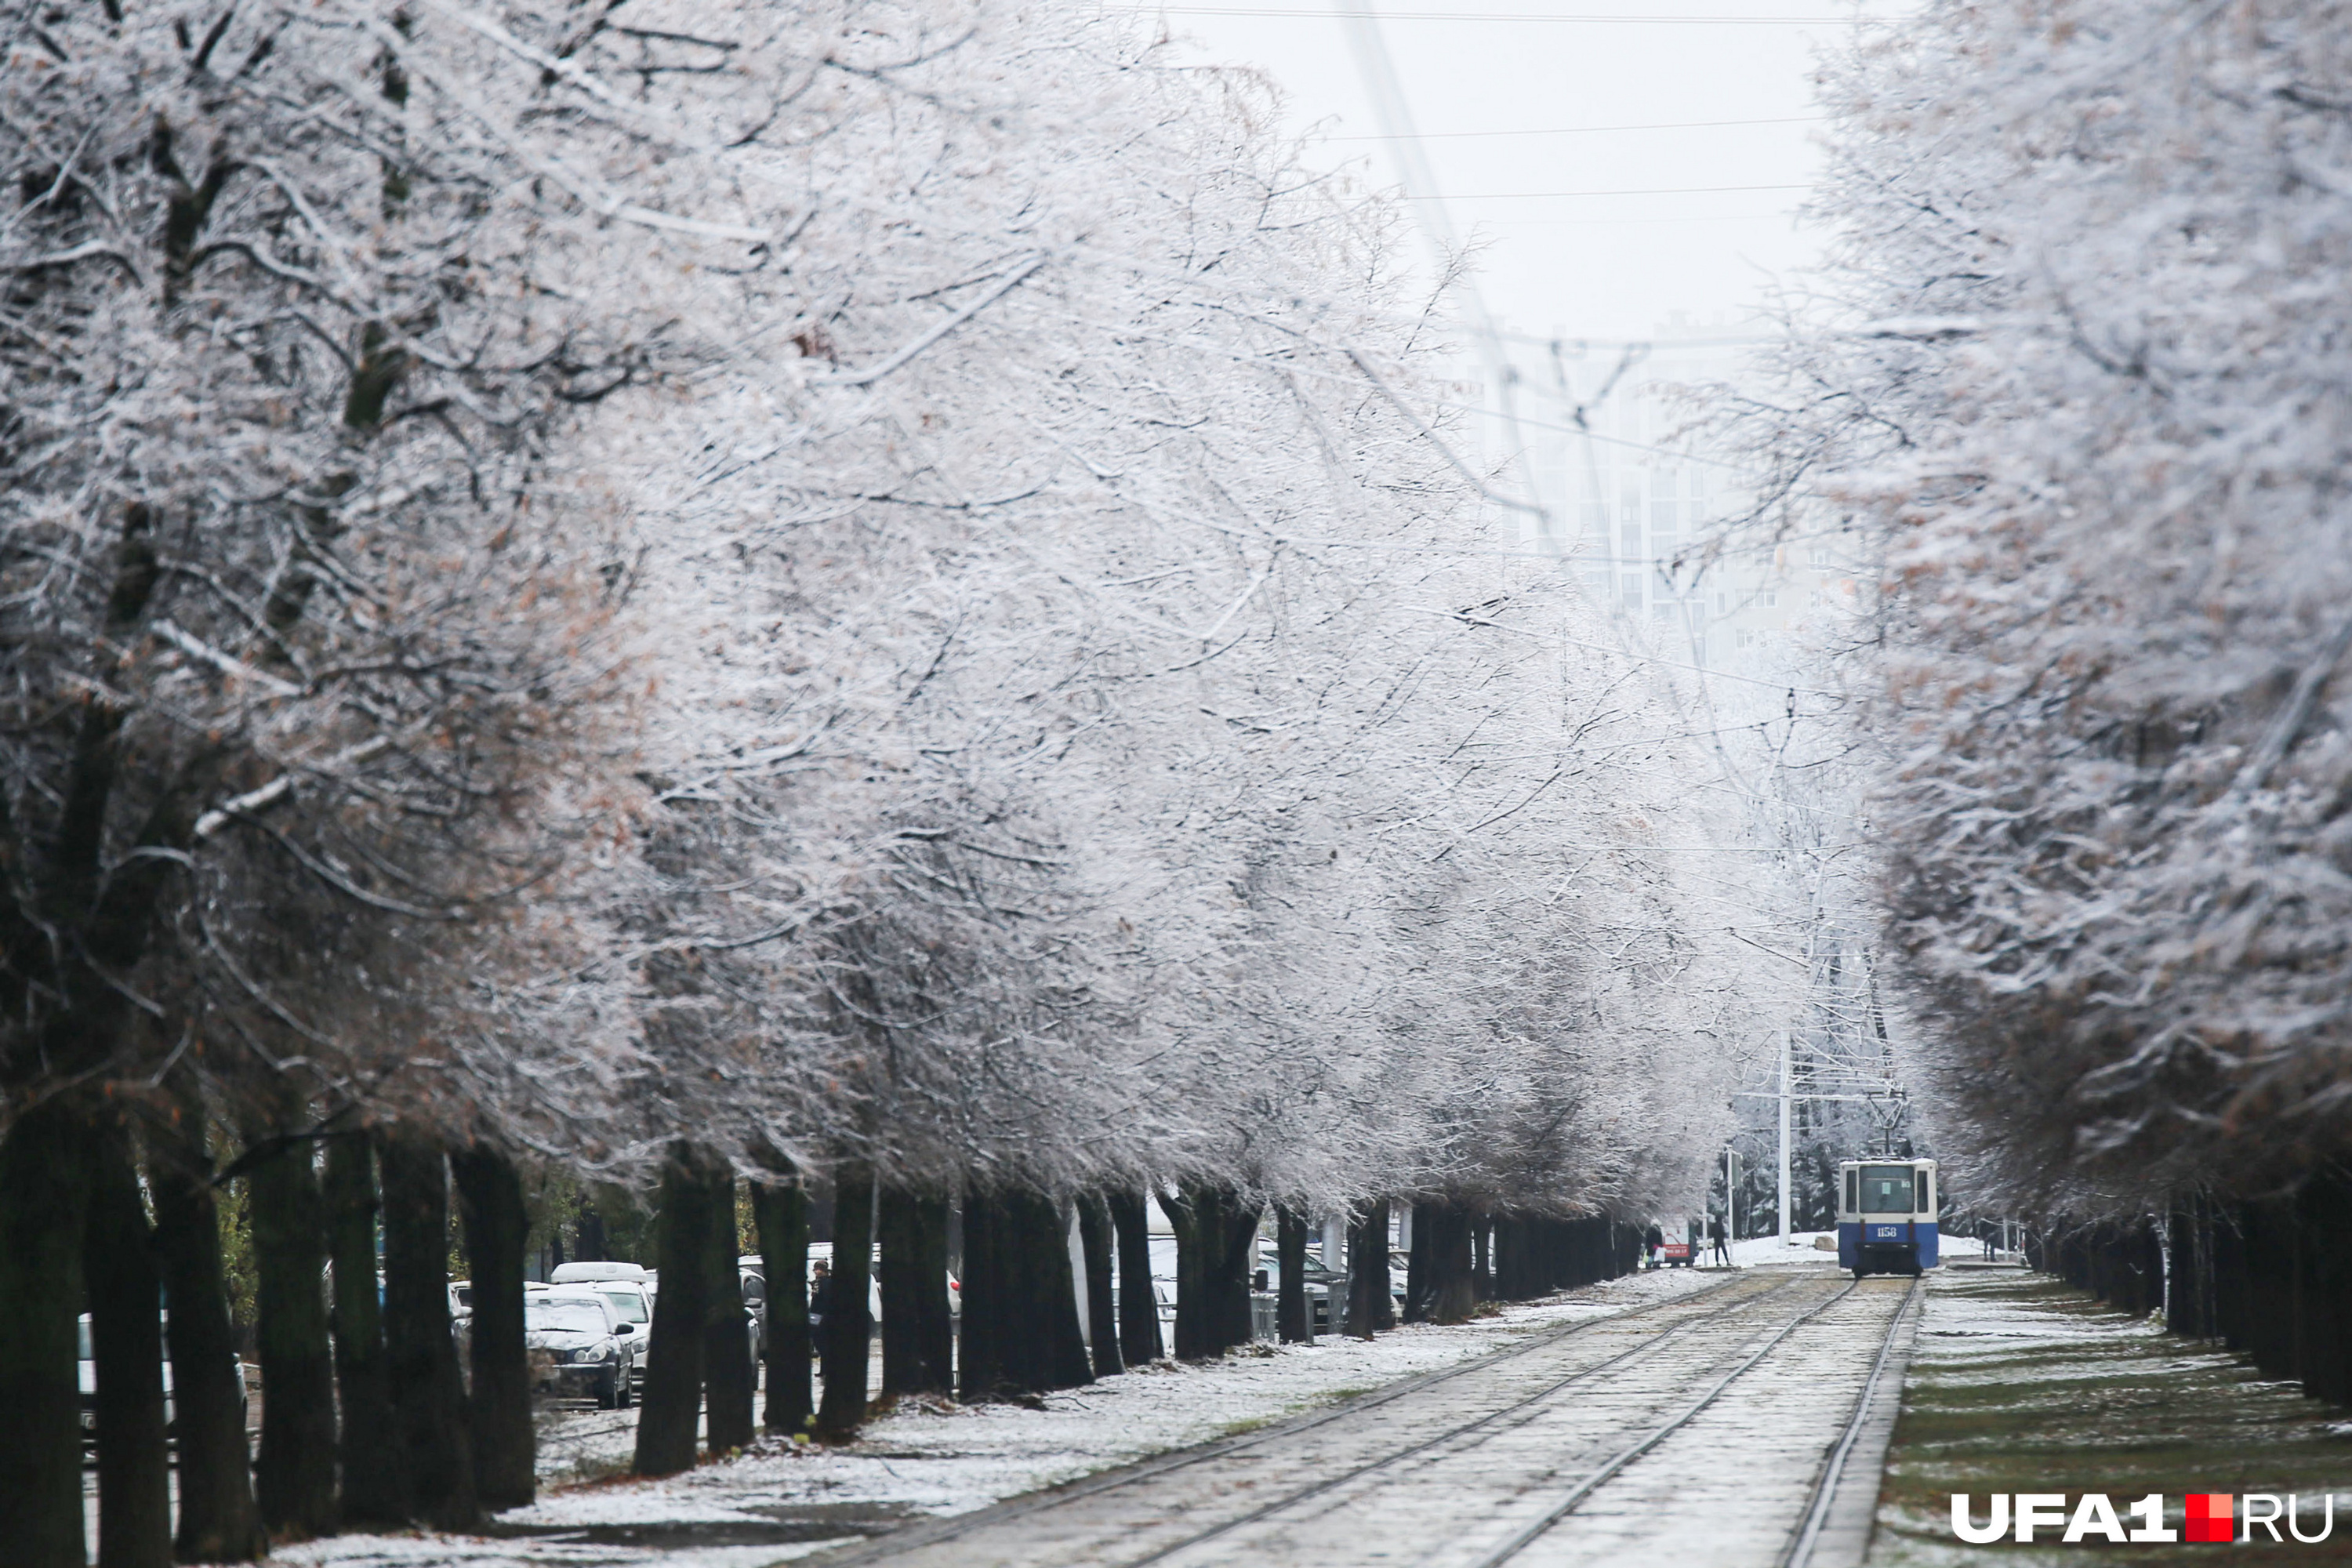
[1256,1258,1341,1335]
[524,1290,640,1408]
[549,1261,649,1287]
[78,1314,247,1443]
[579,1279,654,1396]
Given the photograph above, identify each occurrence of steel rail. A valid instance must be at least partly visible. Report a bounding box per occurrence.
[1123,1275,1810,1568]
[809,1271,1755,1567]
[1780,1276,1923,1568]
[1472,1277,1867,1567]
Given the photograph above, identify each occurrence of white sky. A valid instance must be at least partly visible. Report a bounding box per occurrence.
[1144,1,1883,342]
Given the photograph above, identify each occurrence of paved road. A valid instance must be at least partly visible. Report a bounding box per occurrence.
[809,1269,1918,1568]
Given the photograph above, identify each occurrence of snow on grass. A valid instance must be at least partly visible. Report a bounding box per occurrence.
[281,1265,1722,1568]
[1867,1269,2352,1566]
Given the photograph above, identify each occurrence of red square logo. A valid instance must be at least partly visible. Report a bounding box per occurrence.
[2185,1494,2234,1544]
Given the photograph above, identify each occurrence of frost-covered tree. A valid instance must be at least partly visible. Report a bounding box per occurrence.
[1728,2,2352,1233]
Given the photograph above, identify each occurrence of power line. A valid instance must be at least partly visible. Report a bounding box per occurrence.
[1156,8,1891,22]
[1330,114,1824,140]
[1406,181,1811,199]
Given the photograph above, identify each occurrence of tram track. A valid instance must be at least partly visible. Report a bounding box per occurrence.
[811,1271,1763,1568]
[1780,1275,1924,1568]
[819,1269,1920,1568]
[1468,1278,1865,1566]
[1120,1276,1811,1568]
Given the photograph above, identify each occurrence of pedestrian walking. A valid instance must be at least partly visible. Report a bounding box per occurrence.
[1642,1221,1664,1269]
[1709,1214,1730,1266]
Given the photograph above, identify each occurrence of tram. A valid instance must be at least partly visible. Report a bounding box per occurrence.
[1835,1157,1939,1276]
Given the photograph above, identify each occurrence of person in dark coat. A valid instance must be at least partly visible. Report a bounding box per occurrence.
[1709,1214,1730,1266]
[808,1258,834,1346]
[1642,1221,1664,1268]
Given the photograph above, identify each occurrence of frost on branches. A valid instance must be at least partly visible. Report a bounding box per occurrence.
[2,0,1769,1549]
[1732,0,2352,1213]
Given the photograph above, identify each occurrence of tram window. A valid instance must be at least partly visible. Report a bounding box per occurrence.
[1918,1171,1933,1214]
[1845,1169,1857,1212]
[1860,1166,1915,1212]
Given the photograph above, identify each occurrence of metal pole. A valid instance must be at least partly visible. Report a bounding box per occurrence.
[1778,1029,1792,1243]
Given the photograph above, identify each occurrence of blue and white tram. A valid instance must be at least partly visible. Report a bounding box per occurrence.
[1835,1158,1939,1277]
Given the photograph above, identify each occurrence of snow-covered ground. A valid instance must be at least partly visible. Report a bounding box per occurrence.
[1730,1229,1837,1267]
[278,1265,1733,1568]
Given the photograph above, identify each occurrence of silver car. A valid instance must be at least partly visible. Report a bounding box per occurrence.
[524,1291,639,1407]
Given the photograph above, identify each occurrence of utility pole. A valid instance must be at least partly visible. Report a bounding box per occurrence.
[1778,1029,1792,1244]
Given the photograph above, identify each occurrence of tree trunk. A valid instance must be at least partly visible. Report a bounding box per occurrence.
[751,1180,811,1434]
[0,1103,91,1568]
[249,1134,339,1538]
[958,1188,1005,1400]
[451,1145,534,1510]
[634,1147,714,1476]
[1023,1192,1095,1391]
[879,1186,953,1396]
[86,1117,170,1568]
[1345,1201,1392,1338]
[1166,1185,1212,1359]
[1276,1206,1310,1343]
[1076,1195,1124,1374]
[1403,1200,1435,1323]
[148,1116,264,1563]
[1431,1203,1477,1325]
[379,1129,477,1530]
[1169,1184,1259,1357]
[324,1135,408,1526]
[1211,1192,1261,1352]
[702,1168,755,1456]
[816,1167,874,1439]
[913,1192,956,1392]
[1108,1189,1163,1366]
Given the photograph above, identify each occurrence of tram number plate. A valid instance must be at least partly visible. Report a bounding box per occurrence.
[1871,1225,1903,1240]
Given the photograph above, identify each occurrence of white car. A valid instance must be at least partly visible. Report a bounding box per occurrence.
[524,1291,640,1407]
[580,1279,654,1396]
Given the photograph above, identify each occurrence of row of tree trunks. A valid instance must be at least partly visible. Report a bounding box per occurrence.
[1490,1214,1635,1301]
[2037,1171,2352,1409]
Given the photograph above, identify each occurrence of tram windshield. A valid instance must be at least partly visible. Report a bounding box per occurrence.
[1860,1166,1917,1214]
